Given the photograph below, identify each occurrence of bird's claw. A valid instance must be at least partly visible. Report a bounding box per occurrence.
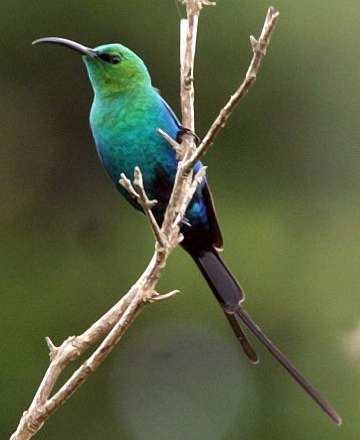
[177,127,200,146]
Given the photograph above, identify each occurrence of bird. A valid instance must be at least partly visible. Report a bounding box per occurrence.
[33,37,341,425]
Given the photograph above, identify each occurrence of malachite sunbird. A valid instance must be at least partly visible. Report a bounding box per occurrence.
[32,37,341,425]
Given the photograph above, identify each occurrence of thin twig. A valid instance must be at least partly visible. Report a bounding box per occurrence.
[184,6,279,171]
[44,291,143,415]
[10,287,137,440]
[161,0,201,242]
[158,128,185,159]
[119,168,166,248]
[148,289,180,303]
[10,3,279,439]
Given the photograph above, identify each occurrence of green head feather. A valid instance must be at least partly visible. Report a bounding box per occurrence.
[84,44,151,96]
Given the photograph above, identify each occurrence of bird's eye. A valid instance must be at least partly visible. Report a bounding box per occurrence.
[109,55,121,64]
[98,53,122,65]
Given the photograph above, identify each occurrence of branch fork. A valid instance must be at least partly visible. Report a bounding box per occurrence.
[10,3,279,439]
[119,167,166,248]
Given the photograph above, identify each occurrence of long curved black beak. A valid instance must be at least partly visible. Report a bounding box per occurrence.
[32,37,97,58]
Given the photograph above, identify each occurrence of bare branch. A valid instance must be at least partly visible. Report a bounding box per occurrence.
[43,292,144,416]
[185,6,280,170]
[176,166,207,228]
[10,287,138,440]
[161,0,208,242]
[120,168,166,248]
[179,7,198,134]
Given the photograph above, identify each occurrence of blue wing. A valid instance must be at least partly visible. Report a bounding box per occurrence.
[156,90,224,252]
[156,90,182,133]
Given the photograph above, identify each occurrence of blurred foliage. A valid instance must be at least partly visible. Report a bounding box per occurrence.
[1,0,359,439]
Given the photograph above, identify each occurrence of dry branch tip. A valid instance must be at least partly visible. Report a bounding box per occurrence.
[146,289,180,303]
[45,337,58,361]
[158,128,184,159]
[180,0,216,11]
[119,173,139,199]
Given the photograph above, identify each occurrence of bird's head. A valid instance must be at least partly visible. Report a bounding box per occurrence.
[32,37,151,96]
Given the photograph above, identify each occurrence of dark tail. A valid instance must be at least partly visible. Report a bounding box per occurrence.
[192,248,258,364]
[190,248,342,426]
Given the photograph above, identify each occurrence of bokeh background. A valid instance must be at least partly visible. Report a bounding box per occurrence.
[1,0,359,438]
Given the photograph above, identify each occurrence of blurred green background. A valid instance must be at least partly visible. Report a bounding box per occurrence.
[1,0,359,438]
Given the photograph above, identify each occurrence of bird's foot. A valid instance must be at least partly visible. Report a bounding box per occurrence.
[177,127,200,146]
